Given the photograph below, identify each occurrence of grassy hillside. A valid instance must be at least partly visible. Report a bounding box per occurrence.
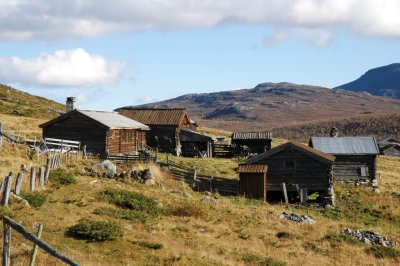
[0,84,64,119]
[0,142,399,265]
[272,112,400,142]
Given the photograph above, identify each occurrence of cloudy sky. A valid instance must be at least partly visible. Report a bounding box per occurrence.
[1,0,399,110]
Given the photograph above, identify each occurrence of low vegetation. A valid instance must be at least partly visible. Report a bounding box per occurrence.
[19,191,47,208]
[366,245,400,259]
[65,219,123,242]
[49,169,76,187]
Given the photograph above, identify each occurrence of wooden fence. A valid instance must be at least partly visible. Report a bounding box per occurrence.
[164,155,238,195]
[2,216,79,266]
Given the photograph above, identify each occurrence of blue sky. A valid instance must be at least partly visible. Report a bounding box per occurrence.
[0,1,399,111]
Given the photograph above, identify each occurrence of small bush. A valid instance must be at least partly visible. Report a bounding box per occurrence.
[97,188,163,217]
[20,192,47,208]
[170,199,209,218]
[242,253,286,266]
[133,241,164,250]
[93,208,148,223]
[49,169,76,187]
[66,219,123,242]
[323,233,359,244]
[276,231,292,239]
[366,245,400,259]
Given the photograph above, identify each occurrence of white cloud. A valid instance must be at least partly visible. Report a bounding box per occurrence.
[0,0,399,42]
[0,48,125,87]
[264,32,288,47]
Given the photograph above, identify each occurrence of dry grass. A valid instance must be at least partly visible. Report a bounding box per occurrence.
[0,142,399,265]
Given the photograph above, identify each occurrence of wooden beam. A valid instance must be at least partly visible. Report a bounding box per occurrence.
[14,171,24,195]
[281,182,289,204]
[30,167,36,192]
[3,219,11,266]
[29,224,43,266]
[1,172,13,207]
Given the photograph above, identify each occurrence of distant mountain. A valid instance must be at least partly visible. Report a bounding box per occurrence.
[121,82,400,132]
[335,63,400,98]
[0,84,64,119]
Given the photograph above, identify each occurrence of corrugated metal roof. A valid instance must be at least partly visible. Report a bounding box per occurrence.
[237,164,268,173]
[119,108,187,126]
[232,132,273,140]
[79,110,149,130]
[181,129,213,142]
[310,137,379,155]
[245,141,335,164]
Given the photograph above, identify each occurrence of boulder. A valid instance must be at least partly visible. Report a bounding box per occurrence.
[91,160,116,178]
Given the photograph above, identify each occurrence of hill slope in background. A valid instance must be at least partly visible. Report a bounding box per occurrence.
[0,84,64,119]
[335,63,400,98]
[125,82,400,132]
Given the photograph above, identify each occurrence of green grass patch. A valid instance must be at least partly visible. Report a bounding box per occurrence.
[20,192,47,208]
[97,188,163,217]
[323,233,359,244]
[365,245,400,259]
[242,253,286,266]
[66,219,123,242]
[49,169,76,187]
[93,207,149,223]
[170,199,209,219]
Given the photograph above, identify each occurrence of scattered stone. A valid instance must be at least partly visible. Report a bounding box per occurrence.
[171,189,192,198]
[201,195,217,205]
[89,179,98,185]
[342,229,399,247]
[91,160,116,178]
[279,211,315,224]
[11,192,30,207]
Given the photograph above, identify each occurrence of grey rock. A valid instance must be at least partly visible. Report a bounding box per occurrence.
[279,211,315,224]
[201,195,217,205]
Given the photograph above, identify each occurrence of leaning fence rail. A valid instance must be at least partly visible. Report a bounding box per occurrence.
[2,216,79,266]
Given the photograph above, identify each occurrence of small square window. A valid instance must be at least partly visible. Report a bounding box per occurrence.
[285,160,296,172]
[360,166,369,177]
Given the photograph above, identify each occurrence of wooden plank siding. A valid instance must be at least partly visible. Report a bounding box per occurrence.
[107,129,147,155]
[239,173,266,200]
[333,155,376,181]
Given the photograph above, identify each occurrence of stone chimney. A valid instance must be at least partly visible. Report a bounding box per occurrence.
[66,97,76,112]
[330,127,338,137]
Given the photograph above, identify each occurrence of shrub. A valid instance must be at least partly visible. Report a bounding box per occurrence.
[170,199,209,218]
[97,188,163,217]
[93,208,148,223]
[323,233,359,244]
[65,219,123,242]
[133,241,164,250]
[20,192,47,208]
[276,231,292,239]
[49,169,76,187]
[366,245,400,259]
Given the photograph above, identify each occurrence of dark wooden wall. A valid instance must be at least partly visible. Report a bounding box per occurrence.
[42,113,107,156]
[181,141,210,157]
[255,149,331,192]
[146,125,178,152]
[239,173,266,200]
[333,155,376,181]
[107,129,147,155]
[232,139,272,154]
[382,147,400,157]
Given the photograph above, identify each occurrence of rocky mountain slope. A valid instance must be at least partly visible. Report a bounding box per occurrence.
[335,63,400,99]
[125,82,400,132]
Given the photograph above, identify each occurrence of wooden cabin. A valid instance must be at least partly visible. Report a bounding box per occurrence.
[40,110,149,157]
[180,129,214,158]
[378,138,400,157]
[240,142,335,204]
[237,164,268,201]
[231,132,273,155]
[309,137,379,182]
[119,108,190,153]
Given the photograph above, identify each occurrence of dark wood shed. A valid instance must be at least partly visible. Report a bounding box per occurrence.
[180,129,214,158]
[241,142,335,204]
[40,110,149,157]
[237,164,268,201]
[309,137,379,182]
[378,138,400,156]
[231,132,273,155]
[119,108,190,153]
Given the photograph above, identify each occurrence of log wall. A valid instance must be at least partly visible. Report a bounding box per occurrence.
[333,155,376,181]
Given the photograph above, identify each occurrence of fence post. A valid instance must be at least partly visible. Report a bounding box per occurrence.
[39,167,44,190]
[281,182,289,205]
[30,167,36,192]
[14,171,24,195]
[29,224,43,266]
[83,145,87,160]
[167,154,170,171]
[44,158,51,182]
[3,218,11,266]
[2,172,13,207]
[0,122,2,147]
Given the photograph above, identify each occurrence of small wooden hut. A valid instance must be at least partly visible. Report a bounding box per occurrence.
[240,142,335,204]
[180,129,214,158]
[40,110,149,157]
[231,132,273,155]
[118,108,190,153]
[309,137,379,182]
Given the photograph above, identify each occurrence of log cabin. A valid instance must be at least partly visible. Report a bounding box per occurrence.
[180,128,214,158]
[239,141,335,204]
[40,110,149,158]
[231,132,273,155]
[118,108,191,153]
[309,137,379,182]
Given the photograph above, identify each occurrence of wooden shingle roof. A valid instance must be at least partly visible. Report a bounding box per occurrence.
[237,164,268,173]
[232,132,273,140]
[119,108,188,126]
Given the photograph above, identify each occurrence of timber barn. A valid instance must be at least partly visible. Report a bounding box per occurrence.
[40,110,149,157]
[180,129,214,158]
[309,137,379,182]
[240,142,335,204]
[231,132,273,155]
[118,108,191,153]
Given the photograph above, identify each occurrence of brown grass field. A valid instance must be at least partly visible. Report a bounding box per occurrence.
[0,114,399,265]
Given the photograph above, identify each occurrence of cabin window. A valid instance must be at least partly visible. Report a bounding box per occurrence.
[285,160,296,172]
[359,166,369,177]
[121,130,133,143]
